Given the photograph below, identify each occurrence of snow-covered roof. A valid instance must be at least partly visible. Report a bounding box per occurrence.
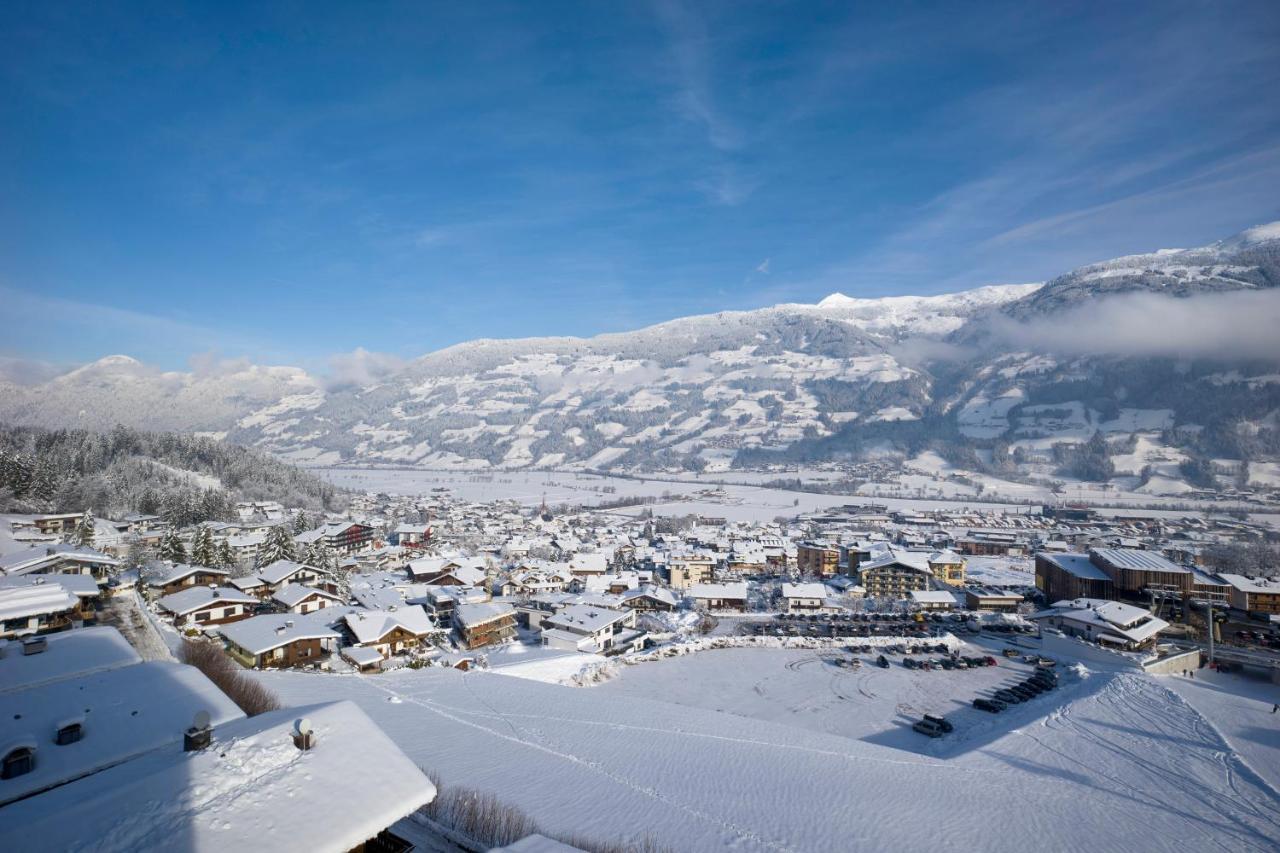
[0,582,81,623]
[147,562,229,587]
[453,601,516,628]
[229,573,269,591]
[0,572,101,598]
[544,604,628,634]
[0,626,140,695]
[257,559,319,585]
[910,590,959,605]
[157,585,258,616]
[492,834,586,853]
[1034,597,1169,645]
[857,548,932,574]
[1089,548,1189,574]
[0,660,244,807]
[1216,573,1280,594]
[344,606,436,645]
[781,583,827,599]
[1040,552,1112,581]
[0,700,435,852]
[219,613,341,655]
[622,585,678,606]
[688,582,748,599]
[352,584,405,611]
[272,582,343,608]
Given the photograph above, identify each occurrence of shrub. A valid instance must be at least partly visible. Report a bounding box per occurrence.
[180,639,281,716]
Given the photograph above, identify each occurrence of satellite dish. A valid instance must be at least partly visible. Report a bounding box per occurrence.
[296,717,312,736]
[193,710,211,730]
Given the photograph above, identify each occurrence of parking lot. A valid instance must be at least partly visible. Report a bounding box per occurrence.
[739,611,1038,640]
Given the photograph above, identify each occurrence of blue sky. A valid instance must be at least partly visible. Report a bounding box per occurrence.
[2,1,1279,375]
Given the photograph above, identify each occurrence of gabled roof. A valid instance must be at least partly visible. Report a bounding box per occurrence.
[218,613,341,655]
[453,601,516,628]
[148,562,229,587]
[257,559,320,585]
[857,548,932,574]
[688,582,748,599]
[344,605,436,645]
[158,585,258,616]
[272,583,344,608]
[780,583,827,599]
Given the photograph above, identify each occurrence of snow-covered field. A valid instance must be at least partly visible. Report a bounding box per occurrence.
[257,639,1280,852]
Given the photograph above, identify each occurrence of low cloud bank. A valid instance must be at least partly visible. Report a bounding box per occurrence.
[988,288,1280,360]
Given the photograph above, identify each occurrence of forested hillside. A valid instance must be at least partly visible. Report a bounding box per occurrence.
[0,424,345,524]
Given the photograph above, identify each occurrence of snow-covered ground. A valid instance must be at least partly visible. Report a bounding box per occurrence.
[257,639,1280,852]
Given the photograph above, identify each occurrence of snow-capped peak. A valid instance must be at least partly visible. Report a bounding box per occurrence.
[1216,221,1280,251]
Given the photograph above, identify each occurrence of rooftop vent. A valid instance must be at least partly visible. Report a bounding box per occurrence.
[184,710,212,752]
[293,717,315,751]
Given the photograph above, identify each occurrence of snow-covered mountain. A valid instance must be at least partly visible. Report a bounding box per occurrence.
[2,222,1278,475]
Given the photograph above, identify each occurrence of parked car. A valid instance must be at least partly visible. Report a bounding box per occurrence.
[923,713,954,733]
[876,655,890,668]
[913,719,947,738]
[994,689,1022,704]
[973,698,1005,713]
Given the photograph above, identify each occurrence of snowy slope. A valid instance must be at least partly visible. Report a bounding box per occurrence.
[257,651,1280,853]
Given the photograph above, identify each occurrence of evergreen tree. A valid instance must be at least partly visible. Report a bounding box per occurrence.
[257,523,297,567]
[73,508,96,548]
[293,511,313,534]
[304,541,335,572]
[215,540,236,571]
[190,526,217,567]
[157,528,187,563]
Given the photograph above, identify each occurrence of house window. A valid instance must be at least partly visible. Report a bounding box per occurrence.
[223,608,236,618]
[195,612,209,622]
[56,723,82,745]
[2,747,34,779]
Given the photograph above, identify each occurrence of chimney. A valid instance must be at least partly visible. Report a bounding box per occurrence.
[285,620,294,628]
[185,710,213,751]
[22,636,48,656]
[293,717,315,751]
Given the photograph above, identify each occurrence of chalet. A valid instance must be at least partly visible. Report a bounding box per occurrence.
[727,543,768,575]
[158,586,258,628]
[1030,598,1168,651]
[257,559,326,592]
[224,533,266,563]
[340,645,386,672]
[688,582,749,612]
[0,578,96,639]
[219,613,341,668]
[621,585,678,612]
[0,545,121,586]
[422,564,486,587]
[1217,574,1280,614]
[272,583,345,615]
[779,582,828,614]
[541,604,641,653]
[797,541,841,577]
[419,585,490,619]
[394,522,432,546]
[855,550,933,599]
[32,512,84,535]
[964,586,1022,613]
[909,590,957,611]
[147,563,231,597]
[228,574,272,598]
[344,606,438,657]
[453,602,517,649]
[567,552,609,578]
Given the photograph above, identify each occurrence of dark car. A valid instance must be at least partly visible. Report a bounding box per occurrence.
[876,655,890,668]
[974,698,1005,713]
[994,689,1022,704]
[1010,686,1036,701]
[923,713,954,732]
